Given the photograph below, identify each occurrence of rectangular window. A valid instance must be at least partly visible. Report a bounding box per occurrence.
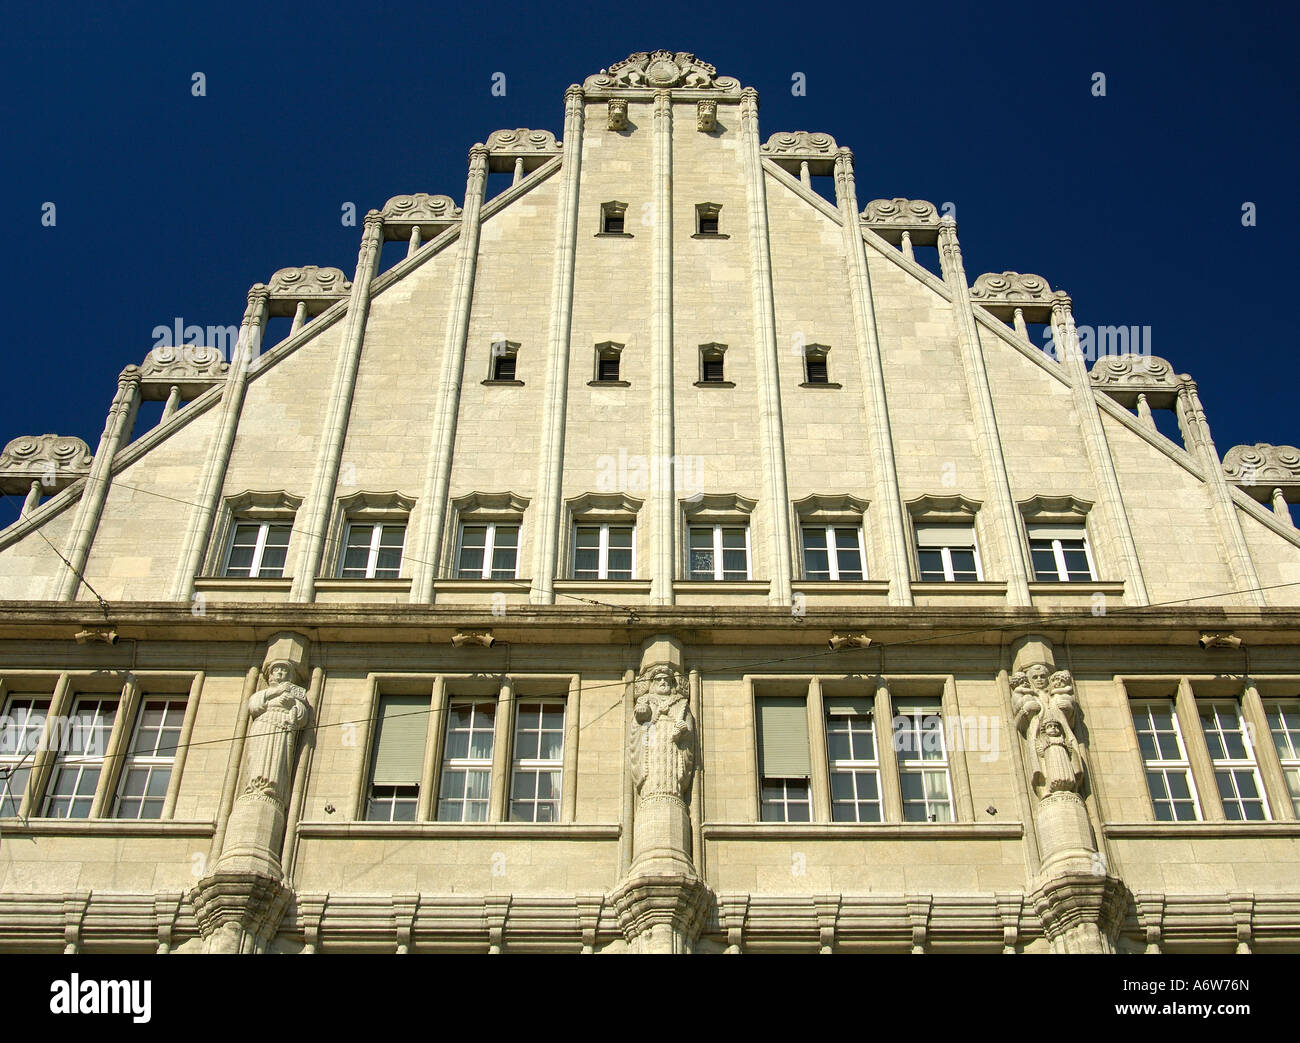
[802,525,865,581]
[572,524,634,580]
[1266,699,1300,816]
[457,522,520,579]
[339,522,405,579]
[41,697,117,819]
[1199,700,1269,821]
[365,695,429,822]
[1028,525,1096,582]
[805,355,829,383]
[915,525,981,582]
[1131,700,1200,821]
[892,697,953,822]
[436,700,496,822]
[603,209,625,234]
[826,698,881,822]
[509,701,565,822]
[223,521,292,578]
[688,525,750,581]
[113,698,186,819]
[0,695,50,816]
[597,356,620,382]
[756,696,812,822]
[493,354,516,381]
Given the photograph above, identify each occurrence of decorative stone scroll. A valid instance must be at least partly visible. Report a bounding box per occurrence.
[861,198,940,228]
[1223,443,1300,486]
[1089,353,1178,389]
[485,128,561,156]
[138,343,230,399]
[584,51,741,93]
[970,271,1054,305]
[761,131,838,158]
[0,434,93,494]
[266,265,352,301]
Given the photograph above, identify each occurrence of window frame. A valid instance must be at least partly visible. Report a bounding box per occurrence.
[1265,698,1300,817]
[1198,699,1270,822]
[892,698,955,823]
[1027,525,1097,583]
[825,705,881,823]
[40,695,118,820]
[508,699,566,823]
[687,523,752,581]
[222,520,293,579]
[801,524,866,581]
[435,698,497,823]
[914,525,983,582]
[570,522,635,580]
[0,693,51,817]
[338,521,407,580]
[112,697,187,820]
[456,520,522,580]
[1130,698,1203,822]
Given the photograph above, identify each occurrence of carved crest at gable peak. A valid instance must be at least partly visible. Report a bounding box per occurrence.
[584,51,741,93]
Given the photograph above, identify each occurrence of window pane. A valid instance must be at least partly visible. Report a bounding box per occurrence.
[948,549,978,580]
[917,549,945,580]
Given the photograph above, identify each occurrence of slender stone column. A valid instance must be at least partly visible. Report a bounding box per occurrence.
[408,145,491,603]
[289,211,384,602]
[937,218,1031,606]
[406,227,421,258]
[170,285,269,600]
[289,300,308,339]
[649,90,676,605]
[833,148,912,606]
[1136,392,1156,430]
[161,384,181,423]
[21,480,41,518]
[738,88,793,606]
[1273,488,1294,528]
[529,86,586,604]
[1176,377,1264,605]
[1050,294,1149,605]
[54,366,142,600]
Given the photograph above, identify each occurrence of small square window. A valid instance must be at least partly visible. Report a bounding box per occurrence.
[600,202,628,235]
[695,203,723,236]
[914,524,982,582]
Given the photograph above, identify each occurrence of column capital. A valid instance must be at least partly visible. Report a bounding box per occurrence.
[653,89,672,118]
[116,364,143,389]
[564,84,585,106]
[468,142,490,164]
[362,209,384,233]
[1050,289,1074,313]
[739,86,759,119]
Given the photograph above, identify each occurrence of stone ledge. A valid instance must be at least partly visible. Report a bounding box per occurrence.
[296,821,621,840]
[1104,822,1300,839]
[0,818,215,837]
[702,822,1024,840]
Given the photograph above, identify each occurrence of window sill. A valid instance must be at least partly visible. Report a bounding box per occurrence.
[799,381,842,389]
[315,578,413,593]
[673,580,768,594]
[1103,821,1300,838]
[554,579,652,595]
[691,232,730,240]
[481,379,524,387]
[910,581,1008,595]
[0,818,215,837]
[434,577,528,591]
[594,232,633,238]
[587,380,630,387]
[194,577,293,591]
[297,821,621,840]
[702,822,1023,840]
[693,380,735,388]
[792,580,891,595]
[1028,580,1125,595]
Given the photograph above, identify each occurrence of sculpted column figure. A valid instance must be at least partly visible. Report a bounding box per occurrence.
[190,633,312,953]
[610,637,710,953]
[1009,636,1125,953]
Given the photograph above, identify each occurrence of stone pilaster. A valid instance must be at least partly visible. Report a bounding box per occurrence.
[54,365,142,600]
[1176,376,1264,605]
[937,217,1031,606]
[649,90,676,606]
[409,146,491,603]
[739,88,794,606]
[1050,293,1150,605]
[610,635,712,952]
[833,148,913,606]
[1009,635,1126,952]
[190,632,312,953]
[170,285,268,601]
[289,211,384,602]
[529,86,586,604]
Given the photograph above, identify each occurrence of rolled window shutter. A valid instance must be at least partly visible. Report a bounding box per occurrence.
[370,695,429,786]
[824,697,872,717]
[914,524,976,547]
[1026,524,1086,542]
[757,697,811,779]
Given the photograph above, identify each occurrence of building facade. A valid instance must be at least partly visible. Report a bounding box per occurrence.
[0,51,1298,953]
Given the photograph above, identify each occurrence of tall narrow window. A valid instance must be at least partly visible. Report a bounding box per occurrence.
[593,342,624,383]
[756,696,812,822]
[1266,699,1300,815]
[223,522,292,578]
[699,343,728,384]
[826,698,881,822]
[0,695,49,816]
[1131,700,1201,821]
[802,525,865,581]
[509,701,565,822]
[802,344,831,385]
[1199,700,1269,821]
[457,522,520,579]
[688,525,750,580]
[915,525,982,582]
[1028,525,1096,582]
[892,697,953,822]
[572,524,634,579]
[490,341,519,382]
[113,698,186,820]
[339,522,406,579]
[41,697,117,819]
[695,202,722,235]
[437,700,496,822]
[365,695,429,822]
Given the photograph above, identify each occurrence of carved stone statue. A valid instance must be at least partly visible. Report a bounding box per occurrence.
[1010,663,1083,797]
[243,660,311,807]
[628,664,696,803]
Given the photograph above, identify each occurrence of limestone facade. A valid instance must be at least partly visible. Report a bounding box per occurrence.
[0,51,1298,953]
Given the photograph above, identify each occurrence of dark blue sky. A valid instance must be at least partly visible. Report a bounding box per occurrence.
[1,1,1296,528]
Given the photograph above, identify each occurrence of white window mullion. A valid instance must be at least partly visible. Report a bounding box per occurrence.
[598,524,610,580]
